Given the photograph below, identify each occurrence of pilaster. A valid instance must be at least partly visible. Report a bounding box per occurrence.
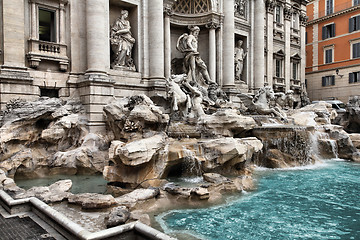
[147,0,165,85]
[284,5,292,92]
[254,0,265,90]
[206,23,219,83]
[222,0,235,87]
[85,0,109,74]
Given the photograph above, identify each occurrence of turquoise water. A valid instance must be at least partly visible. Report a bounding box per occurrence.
[157,160,360,240]
[15,174,108,194]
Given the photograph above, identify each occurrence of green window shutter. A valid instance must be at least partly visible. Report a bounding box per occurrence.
[331,75,335,85]
[349,17,354,33]
[322,76,326,86]
[322,26,326,40]
[349,72,354,83]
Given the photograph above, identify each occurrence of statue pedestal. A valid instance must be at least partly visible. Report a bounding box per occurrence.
[111,65,136,72]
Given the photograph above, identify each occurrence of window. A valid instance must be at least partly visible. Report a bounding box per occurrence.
[324,48,333,64]
[354,0,360,6]
[322,75,335,86]
[322,23,335,40]
[40,88,59,98]
[292,13,299,30]
[349,71,360,83]
[275,5,281,23]
[326,0,334,15]
[275,59,282,77]
[39,8,56,42]
[305,32,308,44]
[292,62,299,79]
[352,41,360,58]
[349,15,360,32]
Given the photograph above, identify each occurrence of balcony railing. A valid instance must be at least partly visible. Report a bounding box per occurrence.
[290,79,301,91]
[27,39,69,71]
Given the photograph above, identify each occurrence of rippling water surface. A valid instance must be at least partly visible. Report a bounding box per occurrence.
[157,160,360,240]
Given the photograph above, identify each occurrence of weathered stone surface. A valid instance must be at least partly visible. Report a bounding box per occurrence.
[115,188,160,207]
[15,180,73,203]
[68,193,117,209]
[115,134,166,166]
[191,187,210,200]
[200,109,257,137]
[349,134,360,150]
[0,98,108,178]
[128,210,151,225]
[105,206,130,228]
[289,102,332,125]
[203,173,231,184]
[103,95,169,140]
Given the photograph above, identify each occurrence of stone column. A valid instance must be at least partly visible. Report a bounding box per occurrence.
[254,0,265,89]
[59,0,67,44]
[300,12,307,86]
[266,1,275,87]
[82,0,113,133]
[85,0,109,74]
[222,0,235,87]
[30,1,37,40]
[148,0,165,82]
[164,8,172,80]
[284,6,292,92]
[206,24,217,82]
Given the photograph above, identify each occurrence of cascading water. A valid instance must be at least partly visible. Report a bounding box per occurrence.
[309,129,340,159]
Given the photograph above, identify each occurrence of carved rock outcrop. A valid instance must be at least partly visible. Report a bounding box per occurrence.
[0,98,107,177]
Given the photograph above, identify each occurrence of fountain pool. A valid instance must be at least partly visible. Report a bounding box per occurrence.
[15,174,108,194]
[157,160,360,240]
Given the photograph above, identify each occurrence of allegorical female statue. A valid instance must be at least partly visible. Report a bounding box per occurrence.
[234,40,247,83]
[110,10,136,71]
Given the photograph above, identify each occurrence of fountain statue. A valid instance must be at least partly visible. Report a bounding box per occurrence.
[234,40,247,83]
[238,86,287,120]
[110,10,136,71]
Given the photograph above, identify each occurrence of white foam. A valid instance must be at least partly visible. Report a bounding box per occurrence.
[254,160,331,172]
[179,176,204,183]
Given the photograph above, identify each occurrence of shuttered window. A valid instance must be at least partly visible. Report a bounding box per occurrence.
[322,75,335,87]
[349,15,360,32]
[354,0,360,6]
[326,0,334,15]
[353,42,360,58]
[349,71,360,83]
[325,48,333,64]
[322,24,335,40]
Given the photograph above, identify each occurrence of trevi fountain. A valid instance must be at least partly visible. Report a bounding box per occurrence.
[1,21,360,240]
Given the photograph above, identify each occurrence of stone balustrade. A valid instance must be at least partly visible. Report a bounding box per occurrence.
[27,39,69,71]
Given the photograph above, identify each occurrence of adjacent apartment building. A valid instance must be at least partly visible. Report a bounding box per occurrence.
[306,0,360,103]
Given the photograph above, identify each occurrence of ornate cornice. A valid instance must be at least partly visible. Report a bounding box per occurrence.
[283,6,292,21]
[299,12,308,26]
[164,6,174,16]
[205,22,220,29]
[266,0,276,14]
[307,5,360,25]
[170,12,224,27]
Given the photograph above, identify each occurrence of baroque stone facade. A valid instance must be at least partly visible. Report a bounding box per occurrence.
[0,0,307,132]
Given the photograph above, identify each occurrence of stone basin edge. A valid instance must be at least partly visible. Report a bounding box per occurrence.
[0,190,175,240]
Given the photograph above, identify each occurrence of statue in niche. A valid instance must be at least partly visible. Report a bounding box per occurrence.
[167,26,228,119]
[234,40,247,83]
[110,10,136,71]
[176,25,216,87]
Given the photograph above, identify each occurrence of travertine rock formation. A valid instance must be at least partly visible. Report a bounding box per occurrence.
[0,98,108,177]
